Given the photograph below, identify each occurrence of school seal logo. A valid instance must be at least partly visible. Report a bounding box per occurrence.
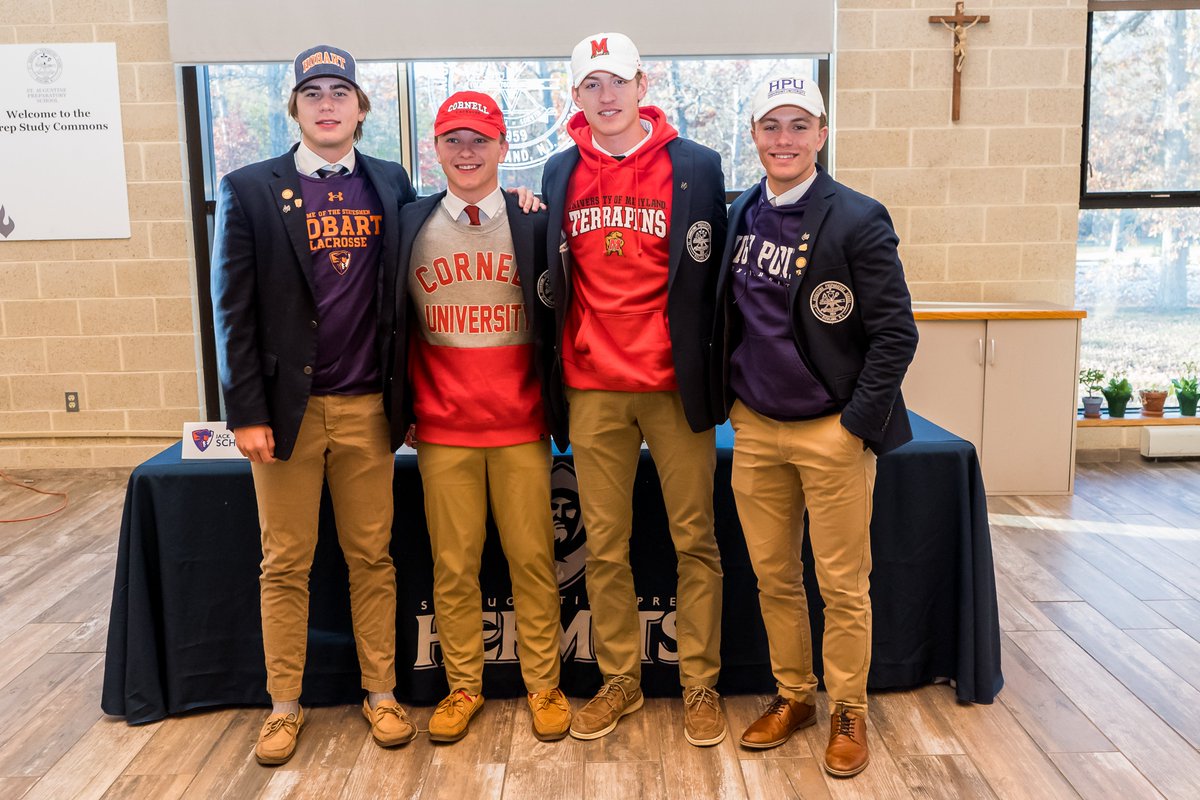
[537,271,554,308]
[810,281,854,323]
[329,250,351,275]
[686,221,712,262]
[27,48,62,84]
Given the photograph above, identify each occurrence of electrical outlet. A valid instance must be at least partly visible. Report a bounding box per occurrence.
[65,391,80,412]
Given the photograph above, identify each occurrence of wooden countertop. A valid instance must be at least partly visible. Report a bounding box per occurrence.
[912,302,1087,321]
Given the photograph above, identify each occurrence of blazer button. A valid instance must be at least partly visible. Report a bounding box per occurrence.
[310,320,318,329]
[303,366,313,375]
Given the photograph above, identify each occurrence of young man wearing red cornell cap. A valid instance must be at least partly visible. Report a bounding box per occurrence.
[389,92,571,743]
[212,44,418,764]
[713,76,917,776]
[541,32,729,746]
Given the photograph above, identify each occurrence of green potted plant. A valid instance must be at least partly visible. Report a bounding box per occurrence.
[1079,368,1105,418]
[1138,383,1169,417]
[1101,375,1132,418]
[1172,361,1198,417]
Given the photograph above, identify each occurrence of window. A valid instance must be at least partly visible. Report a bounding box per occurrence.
[1079,5,1200,405]
[188,55,827,416]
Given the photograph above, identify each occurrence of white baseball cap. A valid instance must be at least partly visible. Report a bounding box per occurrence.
[751,76,826,121]
[570,32,642,88]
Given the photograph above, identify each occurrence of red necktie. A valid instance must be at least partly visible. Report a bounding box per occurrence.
[464,204,482,226]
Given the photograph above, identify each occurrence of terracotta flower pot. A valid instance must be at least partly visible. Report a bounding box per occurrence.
[1082,397,1103,419]
[1139,389,1168,417]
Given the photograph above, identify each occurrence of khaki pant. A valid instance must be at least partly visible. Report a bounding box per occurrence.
[418,440,561,694]
[566,388,722,688]
[729,401,876,716]
[250,393,397,702]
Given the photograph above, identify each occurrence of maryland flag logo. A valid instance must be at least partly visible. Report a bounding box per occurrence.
[329,250,351,275]
[604,230,624,256]
[591,38,609,58]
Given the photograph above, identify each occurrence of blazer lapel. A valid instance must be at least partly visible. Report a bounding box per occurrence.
[395,193,443,321]
[270,151,316,295]
[667,140,693,288]
[787,168,836,309]
[504,194,538,311]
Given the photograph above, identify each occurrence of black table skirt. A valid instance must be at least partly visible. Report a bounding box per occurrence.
[102,413,1002,724]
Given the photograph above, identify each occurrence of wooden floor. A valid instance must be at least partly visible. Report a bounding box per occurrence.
[1,456,1199,800]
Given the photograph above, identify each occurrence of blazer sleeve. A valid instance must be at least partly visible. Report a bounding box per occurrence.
[211,175,269,429]
[838,200,919,443]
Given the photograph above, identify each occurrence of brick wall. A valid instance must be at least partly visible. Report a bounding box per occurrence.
[0,0,199,468]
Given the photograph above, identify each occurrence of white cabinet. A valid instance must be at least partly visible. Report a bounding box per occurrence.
[901,305,1082,495]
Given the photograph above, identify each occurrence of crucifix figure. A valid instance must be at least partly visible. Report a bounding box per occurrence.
[929,2,990,122]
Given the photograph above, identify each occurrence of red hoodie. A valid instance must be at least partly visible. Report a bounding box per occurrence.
[561,106,678,392]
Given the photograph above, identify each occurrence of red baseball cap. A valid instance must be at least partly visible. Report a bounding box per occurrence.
[434,91,506,139]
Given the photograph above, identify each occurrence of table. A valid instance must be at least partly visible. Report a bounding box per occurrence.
[102,413,1002,724]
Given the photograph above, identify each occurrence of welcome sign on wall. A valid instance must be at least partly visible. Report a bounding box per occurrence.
[0,42,130,241]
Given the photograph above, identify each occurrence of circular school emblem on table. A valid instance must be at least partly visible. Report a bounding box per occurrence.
[686,221,712,262]
[810,281,854,323]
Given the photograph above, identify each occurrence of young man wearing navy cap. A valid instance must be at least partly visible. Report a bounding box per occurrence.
[212,43,417,764]
[388,91,571,743]
[540,32,729,746]
[713,76,917,776]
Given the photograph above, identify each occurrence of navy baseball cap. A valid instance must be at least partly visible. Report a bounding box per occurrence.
[292,44,359,91]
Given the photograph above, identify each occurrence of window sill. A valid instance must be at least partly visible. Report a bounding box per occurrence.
[1077,411,1200,427]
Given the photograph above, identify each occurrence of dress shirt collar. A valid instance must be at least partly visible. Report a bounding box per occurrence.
[766,169,818,207]
[441,186,505,224]
[295,141,357,177]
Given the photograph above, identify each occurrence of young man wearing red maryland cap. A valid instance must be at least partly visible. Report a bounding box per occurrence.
[389,92,571,743]
[713,76,917,776]
[212,44,419,764]
[541,32,729,746]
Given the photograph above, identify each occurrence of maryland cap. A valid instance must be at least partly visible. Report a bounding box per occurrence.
[570,32,642,88]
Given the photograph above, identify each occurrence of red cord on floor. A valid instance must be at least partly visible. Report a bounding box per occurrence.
[0,470,70,522]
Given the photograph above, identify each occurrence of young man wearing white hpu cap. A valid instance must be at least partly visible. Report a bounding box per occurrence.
[541,32,729,746]
[713,76,917,776]
[212,43,418,765]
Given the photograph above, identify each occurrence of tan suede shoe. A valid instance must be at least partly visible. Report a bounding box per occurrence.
[825,706,869,777]
[254,708,304,765]
[528,687,572,741]
[569,676,643,740]
[362,699,417,747]
[683,686,727,746]
[428,690,485,742]
[740,695,816,749]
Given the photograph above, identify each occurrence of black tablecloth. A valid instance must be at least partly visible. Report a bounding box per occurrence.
[102,413,1002,724]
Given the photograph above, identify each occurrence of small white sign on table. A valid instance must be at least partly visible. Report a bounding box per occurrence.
[0,42,130,241]
[182,422,247,460]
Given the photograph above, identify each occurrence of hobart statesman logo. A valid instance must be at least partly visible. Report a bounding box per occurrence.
[810,281,854,323]
[604,230,625,256]
[590,38,610,58]
[329,250,351,275]
[191,429,214,452]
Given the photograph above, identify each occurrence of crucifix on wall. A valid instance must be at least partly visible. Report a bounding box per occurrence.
[929,2,990,122]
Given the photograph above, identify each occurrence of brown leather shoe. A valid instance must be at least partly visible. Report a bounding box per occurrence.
[255,708,304,765]
[824,706,869,777]
[739,695,816,749]
[569,676,643,740]
[429,689,485,742]
[362,699,417,747]
[528,687,572,741]
[683,686,727,746]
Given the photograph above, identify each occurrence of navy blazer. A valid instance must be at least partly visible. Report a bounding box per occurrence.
[714,166,919,455]
[211,144,415,461]
[542,137,728,433]
[387,191,567,451]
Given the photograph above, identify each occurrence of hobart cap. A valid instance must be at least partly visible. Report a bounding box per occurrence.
[434,91,507,139]
[570,32,642,88]
[293,44,359,91]
[751,76,825,121]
